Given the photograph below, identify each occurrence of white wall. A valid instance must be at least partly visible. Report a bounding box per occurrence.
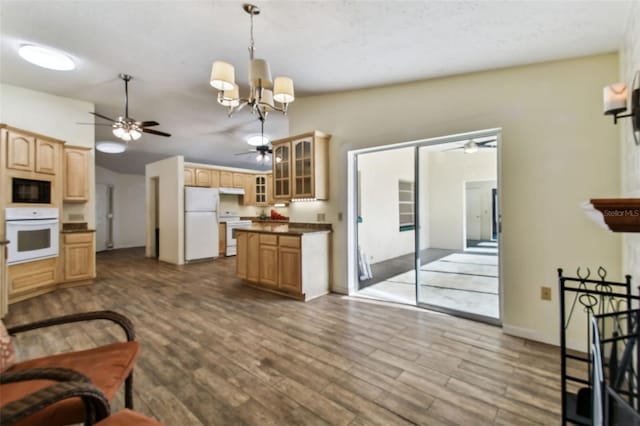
[621,2,640,278]
[145,156,184,264]
[288,54,621,347]
[95,166,146,249]
[0,83,95,227]
[428,150,497,250]
[357,147,415,263]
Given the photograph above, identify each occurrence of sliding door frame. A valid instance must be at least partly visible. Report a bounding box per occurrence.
[348,128,503,325]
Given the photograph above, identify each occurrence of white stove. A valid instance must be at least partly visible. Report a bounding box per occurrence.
[219,212,251,256]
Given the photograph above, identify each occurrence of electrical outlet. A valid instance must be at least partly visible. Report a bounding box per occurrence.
[541,286,552,301]
[338,212,343,221]
[317,213,326,222]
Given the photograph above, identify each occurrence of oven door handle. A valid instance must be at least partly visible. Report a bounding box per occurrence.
[7,219,59,226]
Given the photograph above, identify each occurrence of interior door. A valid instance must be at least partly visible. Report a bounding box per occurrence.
[95,183,109,252]
[465,185,482,242]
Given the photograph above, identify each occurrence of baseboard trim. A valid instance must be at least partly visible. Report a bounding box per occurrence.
[502,324,558,346]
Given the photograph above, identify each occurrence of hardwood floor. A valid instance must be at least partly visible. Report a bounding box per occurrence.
[4,248,562,425]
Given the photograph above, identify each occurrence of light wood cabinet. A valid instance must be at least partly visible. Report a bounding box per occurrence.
[8,258,58,303]
[273,143,291,200]
[247,233,260,282]
[271,131,330,201]
[184,167,195,186]
[235,231,329,301]
[63,147,90,202]
[209,169,220,187]
[195,168,211,187]
[220,171,233,187]
[236,232,247,279]
[6,130,35,171]
[242,174,255,207]
[266,175,275,206]
[35,139,60,175]
[218,223,226,256]
[63,233,95,282]
[259,244,278,288]
[232,172,245,189]
[279,246,301,293]
[255,175,267,206]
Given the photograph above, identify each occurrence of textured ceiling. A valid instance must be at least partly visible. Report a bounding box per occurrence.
[0,0,632,174]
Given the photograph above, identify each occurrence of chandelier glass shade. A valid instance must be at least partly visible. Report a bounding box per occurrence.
[210,4,294,120]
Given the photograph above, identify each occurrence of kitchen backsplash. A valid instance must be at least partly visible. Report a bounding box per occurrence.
[219,194,289,217]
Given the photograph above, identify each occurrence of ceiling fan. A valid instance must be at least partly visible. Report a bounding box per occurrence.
[79,73,171,141]
[235,143,275,163]
[445,138,497,153]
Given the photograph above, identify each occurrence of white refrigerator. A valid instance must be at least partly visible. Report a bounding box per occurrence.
[185,187,219,261]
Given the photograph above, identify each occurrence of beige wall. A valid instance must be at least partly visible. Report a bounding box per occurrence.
[357,147,415,264]
[0,83,96,227]
[145,156,184,264]
[622,2,640,278]
[288,54,621,346]
[428,150,497,250]
[95,166,146,249]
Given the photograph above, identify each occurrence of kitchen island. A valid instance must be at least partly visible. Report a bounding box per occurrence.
[235,224,331,301]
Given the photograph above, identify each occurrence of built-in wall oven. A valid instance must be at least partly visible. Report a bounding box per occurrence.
[12,178,51,204]
[5,207,59,265]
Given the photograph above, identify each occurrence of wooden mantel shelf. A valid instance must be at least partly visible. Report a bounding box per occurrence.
[590,198,640,232]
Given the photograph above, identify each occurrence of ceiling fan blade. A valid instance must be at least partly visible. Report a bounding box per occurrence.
[89,112,117,122]
[76,122,114,126]
[137,121,159,127]
[142,128,171,137]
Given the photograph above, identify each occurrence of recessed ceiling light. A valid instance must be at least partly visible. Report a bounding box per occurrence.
[18,44,75,71]
[247,134,270,146]
[96,140,127,154]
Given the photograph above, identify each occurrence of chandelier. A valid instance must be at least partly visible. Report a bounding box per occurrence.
[209,3,295,120]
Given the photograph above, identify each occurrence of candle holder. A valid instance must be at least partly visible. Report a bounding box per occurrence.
[604,71,640,145]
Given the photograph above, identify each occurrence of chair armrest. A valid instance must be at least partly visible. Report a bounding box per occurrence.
[1,381,110,426]
[1,367,92,385]
[7,311,135,341]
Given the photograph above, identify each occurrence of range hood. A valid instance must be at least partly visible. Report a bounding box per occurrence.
[219,187,245,195]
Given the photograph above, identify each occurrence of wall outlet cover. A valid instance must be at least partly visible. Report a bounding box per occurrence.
[338,212,343,221]
[317,213,326,222]
[541,286,552,301]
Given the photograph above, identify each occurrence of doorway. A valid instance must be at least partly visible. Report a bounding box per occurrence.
[95,183,114,252]
[351,129,502,324]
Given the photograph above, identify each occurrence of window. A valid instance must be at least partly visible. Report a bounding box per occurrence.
[398,180,414,231]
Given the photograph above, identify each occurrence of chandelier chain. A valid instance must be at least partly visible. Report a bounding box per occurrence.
[248,11,255,60]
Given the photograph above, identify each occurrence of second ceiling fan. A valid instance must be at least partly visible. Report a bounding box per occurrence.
[84,73,171,142]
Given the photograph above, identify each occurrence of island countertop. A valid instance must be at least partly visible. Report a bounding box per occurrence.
[235,223,332,236]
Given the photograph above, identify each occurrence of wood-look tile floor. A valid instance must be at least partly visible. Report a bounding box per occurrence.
[5,248,562,425]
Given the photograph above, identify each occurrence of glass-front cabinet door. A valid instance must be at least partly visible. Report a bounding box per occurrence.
[255,175,267,206]
[273,143,291,199]
[292,138,313,198]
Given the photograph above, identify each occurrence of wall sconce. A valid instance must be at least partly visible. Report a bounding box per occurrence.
[603,71,640,145]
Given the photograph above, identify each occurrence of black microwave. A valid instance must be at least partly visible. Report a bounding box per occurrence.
[12,178,51,204]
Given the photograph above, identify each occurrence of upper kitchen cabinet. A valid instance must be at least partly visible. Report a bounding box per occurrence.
[195,168,212,187]
[184,167,195,186]
[271,131,330,201]
[36,139,60,175]
[255,175,267,206]
[220,171,233,187]
[232,172,245,189]
[6,129,35,171]
[63,146,90,202]
[4,126,64,174]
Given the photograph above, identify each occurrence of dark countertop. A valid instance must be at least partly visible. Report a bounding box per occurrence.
[0,240,9,245]
[236,223,332,236]
[61,229,96,234]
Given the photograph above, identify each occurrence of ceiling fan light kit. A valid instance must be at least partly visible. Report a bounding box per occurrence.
[86,73,171,152]
[210,3,295,121]
[603,70,640,145]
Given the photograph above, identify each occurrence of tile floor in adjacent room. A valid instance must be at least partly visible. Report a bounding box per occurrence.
[358,248,499,319]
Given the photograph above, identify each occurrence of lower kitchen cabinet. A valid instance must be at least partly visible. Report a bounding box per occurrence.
[218,223,226,256]
[8,258,58,303]
[235,230,329,301]
[63,232,96,282]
